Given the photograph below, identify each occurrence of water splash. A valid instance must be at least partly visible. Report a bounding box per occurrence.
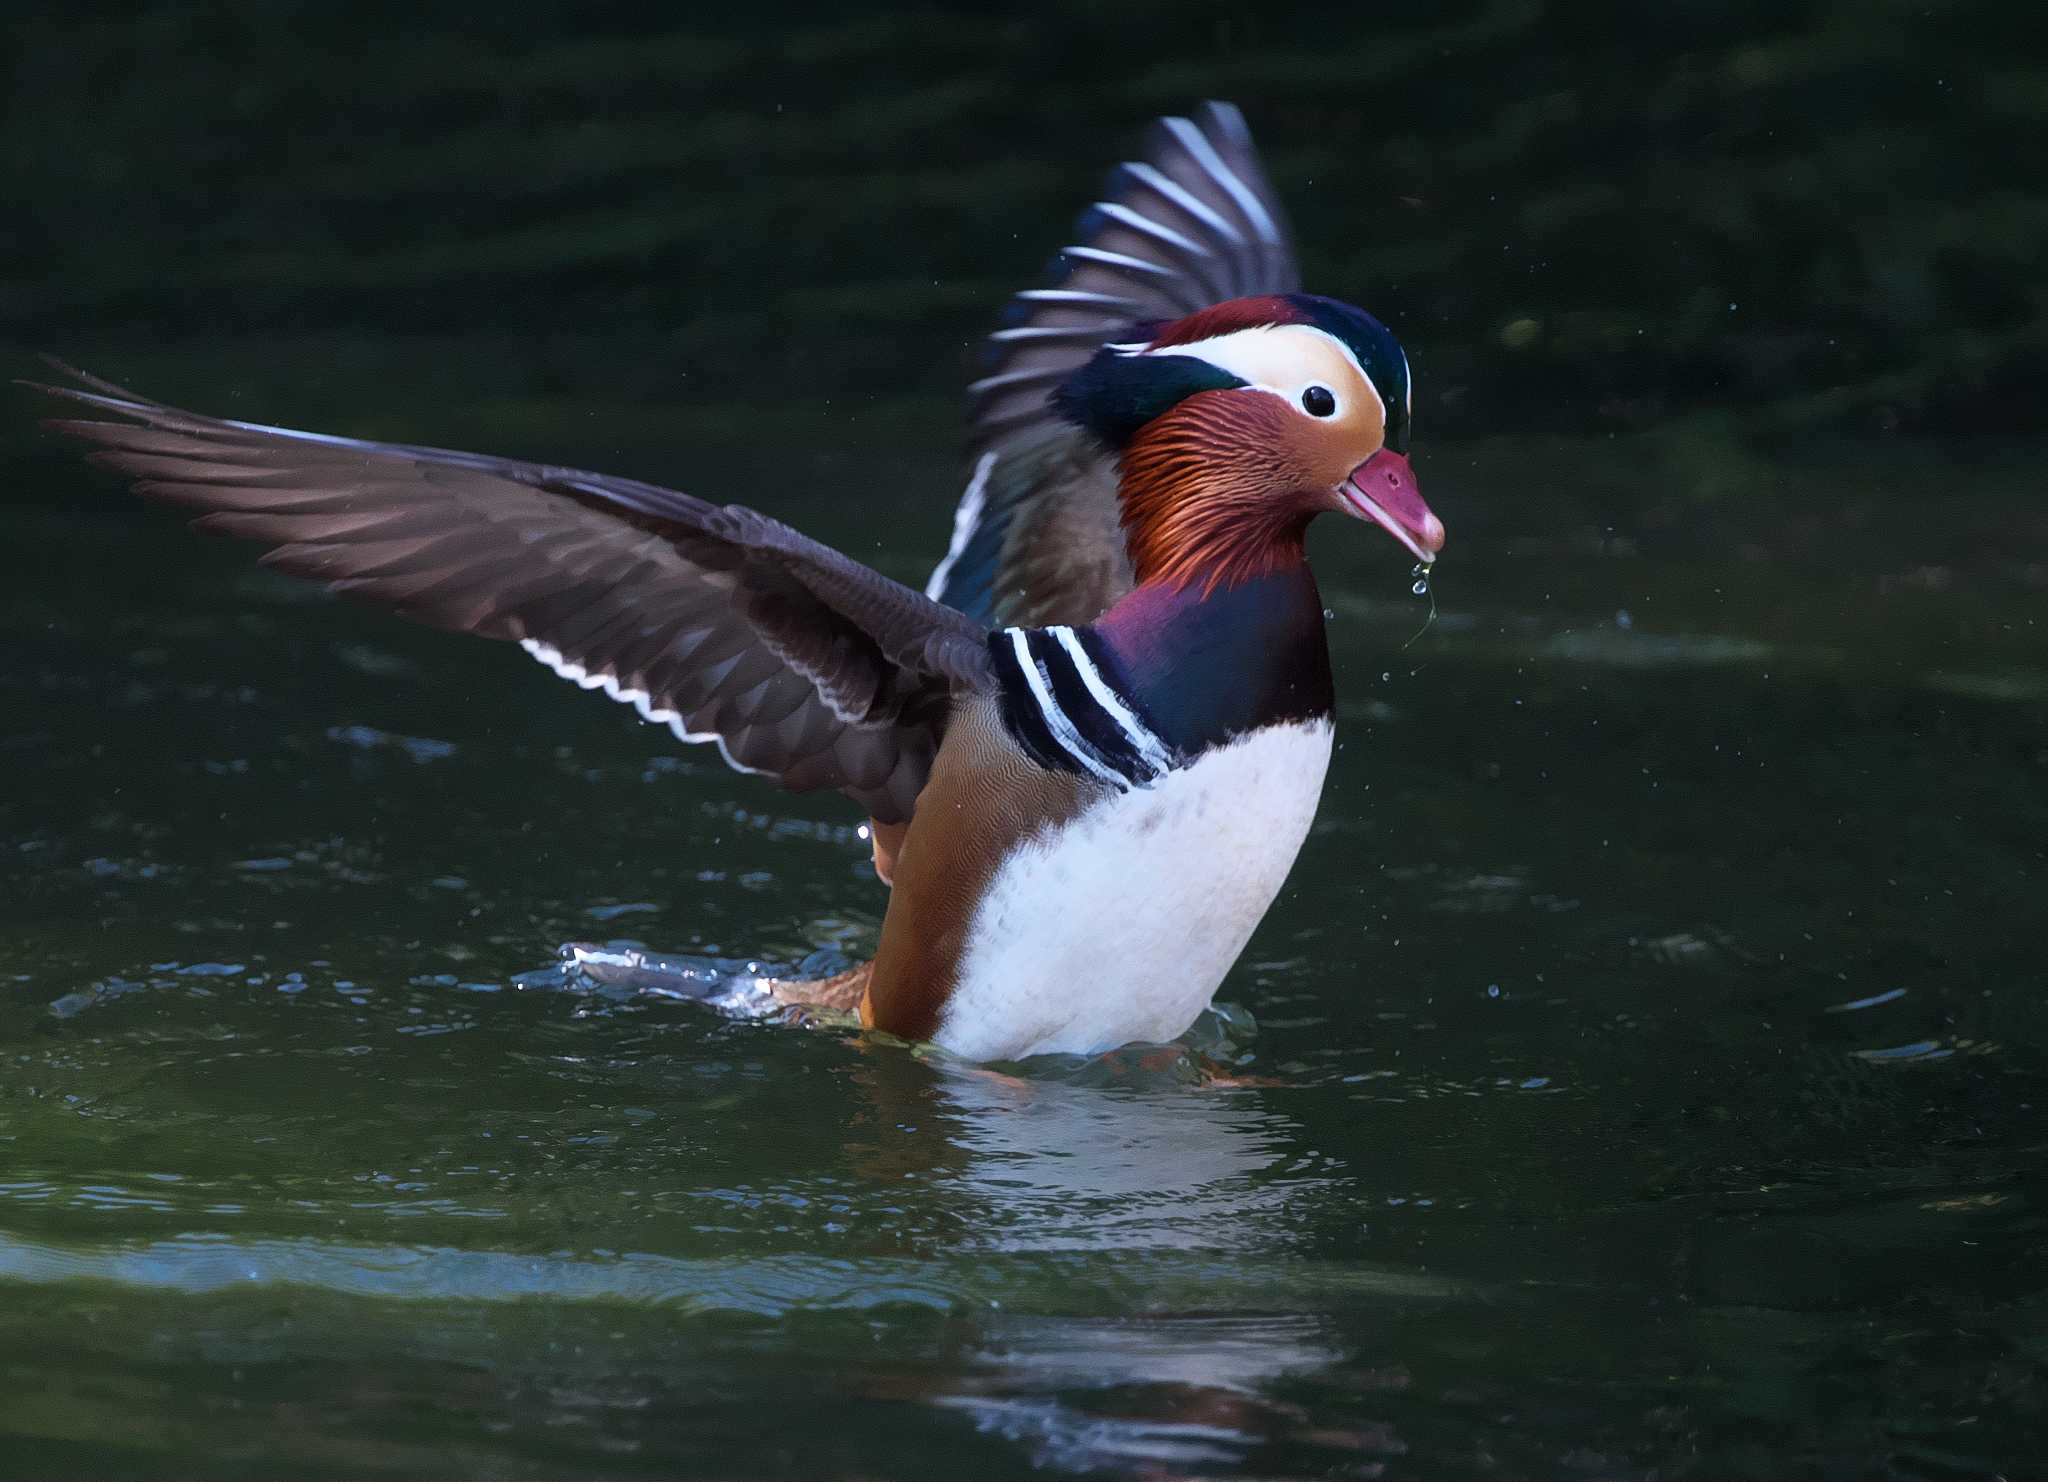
[1402,562,1439,650]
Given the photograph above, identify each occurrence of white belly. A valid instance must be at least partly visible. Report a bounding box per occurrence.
[934,719,1333,1061]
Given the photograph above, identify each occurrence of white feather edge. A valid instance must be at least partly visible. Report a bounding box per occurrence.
[924,449,997,601]
[1119,160,1245,246]
[517,637,772,778]
[1091,200,1212,259]
[1162,116,1283,247]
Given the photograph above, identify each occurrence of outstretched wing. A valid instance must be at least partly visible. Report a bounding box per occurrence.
[928,101,1301,628]
[33,365,992,823]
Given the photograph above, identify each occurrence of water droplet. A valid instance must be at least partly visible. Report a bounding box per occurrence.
[1410,562,1433,598]
[1487,983,1502,999]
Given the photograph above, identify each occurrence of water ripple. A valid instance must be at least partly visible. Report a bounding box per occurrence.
[0,1233,1472,1316]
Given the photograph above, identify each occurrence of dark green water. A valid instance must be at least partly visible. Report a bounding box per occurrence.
[5,4,2046,1477]
[4,430,2043,1478]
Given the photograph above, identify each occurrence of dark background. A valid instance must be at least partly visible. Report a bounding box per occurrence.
[8,0,2042,456]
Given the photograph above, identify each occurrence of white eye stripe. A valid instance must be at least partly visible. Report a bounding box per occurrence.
[1144,324,1387,424]
[1235,383,1343,418]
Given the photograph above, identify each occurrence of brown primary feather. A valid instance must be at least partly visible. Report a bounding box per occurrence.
[30,367,993,823]
[985,431,1132,627]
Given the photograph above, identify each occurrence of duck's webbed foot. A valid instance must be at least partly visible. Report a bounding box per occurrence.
[557,942,870,1022]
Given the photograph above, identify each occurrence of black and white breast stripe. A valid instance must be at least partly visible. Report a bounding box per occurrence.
[991,626,1178,788]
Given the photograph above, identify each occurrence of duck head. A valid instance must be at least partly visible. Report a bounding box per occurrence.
[1053,293,1444,593]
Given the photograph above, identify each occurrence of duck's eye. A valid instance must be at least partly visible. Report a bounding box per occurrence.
[1300,385,1336,418]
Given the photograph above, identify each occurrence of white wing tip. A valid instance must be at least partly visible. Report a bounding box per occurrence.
[517,638,772,778]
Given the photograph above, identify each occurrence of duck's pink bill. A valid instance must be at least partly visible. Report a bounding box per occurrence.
[1339,449,1444,564]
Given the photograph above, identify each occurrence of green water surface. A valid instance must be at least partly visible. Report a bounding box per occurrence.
[2,429,2042,1478]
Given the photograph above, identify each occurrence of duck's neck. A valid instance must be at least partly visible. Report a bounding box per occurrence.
[1123,500,1310,595]
[1092,559,1334,756]
[1116,396,1314,595]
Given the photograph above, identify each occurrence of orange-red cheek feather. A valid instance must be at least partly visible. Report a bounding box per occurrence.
[1119,391,1325,595]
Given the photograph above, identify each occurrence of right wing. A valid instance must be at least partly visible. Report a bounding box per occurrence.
[33,365,992,824]
[927,102,1302,629]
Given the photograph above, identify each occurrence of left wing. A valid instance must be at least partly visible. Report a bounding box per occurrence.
[31,364,992,823]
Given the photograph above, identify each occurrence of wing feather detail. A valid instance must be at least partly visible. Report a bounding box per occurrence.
[33,366,991,822]
[933,102,1301,628]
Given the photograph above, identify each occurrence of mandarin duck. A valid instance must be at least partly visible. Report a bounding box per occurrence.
[32,102,1444,1062]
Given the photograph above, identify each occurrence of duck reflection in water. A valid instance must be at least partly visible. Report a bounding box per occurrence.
[828,1046,1415,1474]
